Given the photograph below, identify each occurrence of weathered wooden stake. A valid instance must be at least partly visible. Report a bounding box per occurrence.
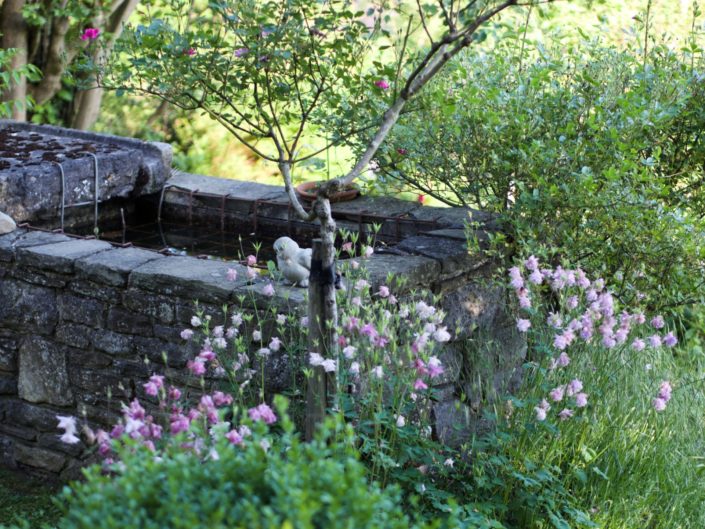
[305,238,336,440]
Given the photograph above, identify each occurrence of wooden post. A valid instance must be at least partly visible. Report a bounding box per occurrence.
[305,238,336,440]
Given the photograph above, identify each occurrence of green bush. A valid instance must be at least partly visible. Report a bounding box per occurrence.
[378,35,705,310]
[56,401,418,529]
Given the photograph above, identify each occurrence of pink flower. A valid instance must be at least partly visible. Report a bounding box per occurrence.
[663,332,678,347]
[143,381,159,397]
[355,279,370,290]
[575,393,588,407]
[80,28,100,41]
[509,266,524,289]
[427,356,444,378]
[566,379,583,397]
[372,366,384,379]
[343,345,356,359]
[557,352,571,367]
[226,268,238,281]
[234,47,250,58]
[57,415,80,444]
[321,359,337,373]
[168,386,181,400]
[648,335,662,348]
[361,323,378,339]
[184,47,196,56]
[433,326,451,343]
[262,283,275,297]
[342,242,353,254]
[558,408,574,420]
[269,337,282,352]
[374,79,390,89]
[309,352,324,367]
[364,246,374,258]
[566,296,579,310]
[378,285,390,298]
[187,359,206,376]
[534,406,547,421]
[246,266,257,280]
[248,403,277,424]
[417,194,426,204]
[397,148,408,155]
[525,255,539,271]
[528,269,543,285]
[226,429,244,445]
[516,318,531,333]
[414,378,429,391]
[246,255,257,266]
[549,386,565,402]
[651,315,665,329]
[180,329,194,340]
[554,334,569,350]
[212,391,233,407]
[658,381,672,402]
[652,397,667,411]
[518,294,532,309]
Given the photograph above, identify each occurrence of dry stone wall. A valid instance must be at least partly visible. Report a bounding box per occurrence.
[0,220,524,477]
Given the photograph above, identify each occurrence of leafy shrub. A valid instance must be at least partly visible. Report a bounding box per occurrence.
[56,398,418,529]
[378,35,705,309]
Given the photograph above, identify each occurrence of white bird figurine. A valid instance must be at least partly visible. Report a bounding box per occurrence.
[273,236,312,287]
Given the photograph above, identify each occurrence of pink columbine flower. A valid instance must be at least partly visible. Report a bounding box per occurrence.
[352,296,362,307]
[170,414,190,434]
[558,408,574,420]
[342,242,353,254]
[518,293,532,309]
[534,406,547,421]
[652,397,667,411]
[525,255,539,271]
[658,381,672,402]
[575,393,588,407]
[378,285,390,298]
[417,194,426,204]
[168,386,182,400]
[649,335,662,348]
[508,266,524,289]
[257,347,271,358]
[395,415,406,428]
[528,269,543,285]
[248,403,277,424]
[234,47,250,58]
[262,283,275,297]
[226,429,244,445]
[566,379,583,397]
[343,345,356,359]
[252,329,262,341]
[351,260,360,269]
[651,315,665,329]
[554,334,569,351]
[557,352,571,367]
[516,318,531,333]
[309,352,324,367]
[269,337,282,352]
[212,391,233,407]
[246,266,257,280]
[246,255,257,266]
[427,356,444,378]
[355,279,370,291]
[374,79,390,89]
[187,359,206,376]
[364,246,374,258]
[80,28,100,41]
[226,268,238,281]
[414,378,429,391]
[372,365,384,379]
[180,329,194,340]
[663,332,678,347]
[549,386,565,402]
[184,47,196,56]
[350,361,360,375]
[190,316,202,327]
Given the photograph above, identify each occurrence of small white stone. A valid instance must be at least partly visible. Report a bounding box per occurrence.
[0,211,17,234]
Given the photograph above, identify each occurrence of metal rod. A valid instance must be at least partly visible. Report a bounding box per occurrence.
[85,153,99,233]
[120,207,127,244]
[55,162,66,232]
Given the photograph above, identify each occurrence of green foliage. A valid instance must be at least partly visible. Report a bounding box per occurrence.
[0,48,41,118]
[56,400,418,529]
[380,33,705,309]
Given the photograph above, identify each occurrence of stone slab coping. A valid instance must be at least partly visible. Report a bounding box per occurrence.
[164,171,497,230]
[0,121,172,224]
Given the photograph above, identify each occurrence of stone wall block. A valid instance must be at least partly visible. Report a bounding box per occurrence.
[18,336,74,406]
[93,328,135,356]
[13,443,67,473]
[0,374,18,394]
[132,336,194,367]
[123,288,175,323]
[16,239,112,274]
[0,338,18,371]
[77,247,164,287]
[106,306,153,336]
[0,423,37,442]
[37,432,85,457]
[0,280,58,334]
[11,267,69,288]
[65,346,113,369]
[2,400,65,432]
[69,279,123,303]
[58,293,106,328]
[54,323,93,350]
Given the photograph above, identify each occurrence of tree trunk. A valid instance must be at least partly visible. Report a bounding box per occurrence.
[71,0,139,129]
[305,212,338,439]
[1,0,29,121]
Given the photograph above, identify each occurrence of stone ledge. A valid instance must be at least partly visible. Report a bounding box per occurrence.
[77,246,165,287]
[0,229,71,261]
[16,239,113,273]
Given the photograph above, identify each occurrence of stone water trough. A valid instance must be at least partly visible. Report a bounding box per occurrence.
[0,122,524,477]
[0,120,171,227]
